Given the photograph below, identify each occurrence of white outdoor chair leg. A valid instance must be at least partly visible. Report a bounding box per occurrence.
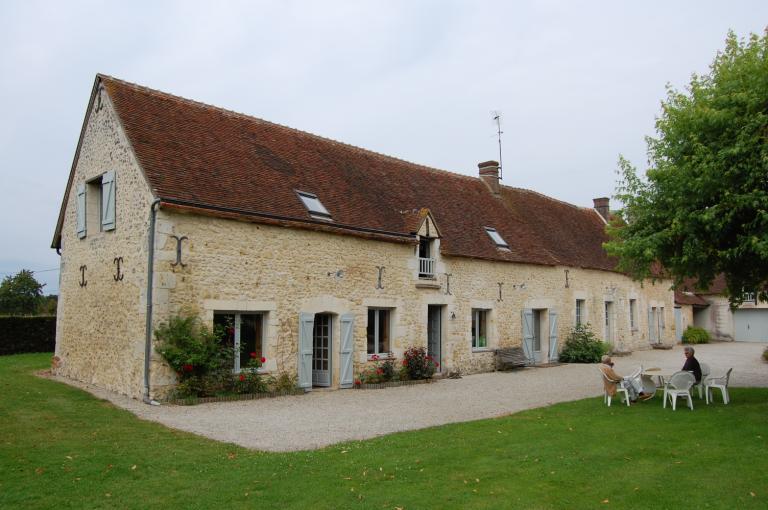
[663,388,667,408]
[705,386,710,405]
[687,395,693,410]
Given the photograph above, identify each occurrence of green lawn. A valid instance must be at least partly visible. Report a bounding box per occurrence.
[1,353,766,509]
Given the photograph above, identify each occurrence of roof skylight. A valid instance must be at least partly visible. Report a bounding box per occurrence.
[484,227,509,248]
[296,190,331,219]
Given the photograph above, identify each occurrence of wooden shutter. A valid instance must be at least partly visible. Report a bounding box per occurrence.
[548,310,559,362]
[76,183,86,238]
[298,313,315,390]
[101,171,116,231]
[521,309,534,365]
[339,313,355,389]
[648,307,655,342]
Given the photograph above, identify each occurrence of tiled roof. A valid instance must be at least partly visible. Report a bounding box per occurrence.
[55,74,619,272]
[674,289,709,307]
[679,275,728,296]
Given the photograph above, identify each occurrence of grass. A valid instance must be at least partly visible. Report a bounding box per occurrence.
[1,353,766,509]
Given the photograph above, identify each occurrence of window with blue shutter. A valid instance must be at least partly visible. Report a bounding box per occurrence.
[76,183,86,238]
[101,170,116,231]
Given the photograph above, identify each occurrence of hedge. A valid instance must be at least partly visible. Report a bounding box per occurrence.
[0,316,56,355]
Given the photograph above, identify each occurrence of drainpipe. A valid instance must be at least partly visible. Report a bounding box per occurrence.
[143,198,161,404]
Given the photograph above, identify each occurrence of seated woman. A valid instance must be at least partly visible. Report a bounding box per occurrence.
[599,355,649,402]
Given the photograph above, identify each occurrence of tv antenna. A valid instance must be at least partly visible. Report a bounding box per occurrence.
[492,111,503,180]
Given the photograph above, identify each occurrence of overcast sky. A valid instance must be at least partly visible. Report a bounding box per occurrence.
[1,1,766,294]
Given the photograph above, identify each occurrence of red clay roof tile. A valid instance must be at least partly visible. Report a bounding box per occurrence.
[96,75,618,271]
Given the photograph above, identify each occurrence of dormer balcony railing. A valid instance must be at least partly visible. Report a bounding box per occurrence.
[419,257,435,278]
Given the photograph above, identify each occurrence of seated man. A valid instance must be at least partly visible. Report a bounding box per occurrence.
[682,345,702,383]
[599,355,648,402]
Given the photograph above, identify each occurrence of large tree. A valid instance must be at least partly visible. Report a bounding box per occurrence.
[606,30,768,306]
[0,269,45,315]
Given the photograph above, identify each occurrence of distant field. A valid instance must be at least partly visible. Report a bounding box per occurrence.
[1,353,766,509]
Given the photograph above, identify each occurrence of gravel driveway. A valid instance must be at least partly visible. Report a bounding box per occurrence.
[51,342,767,452]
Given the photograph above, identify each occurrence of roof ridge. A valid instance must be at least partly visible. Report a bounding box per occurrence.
[502,184,595,211]
[97,73,480,184]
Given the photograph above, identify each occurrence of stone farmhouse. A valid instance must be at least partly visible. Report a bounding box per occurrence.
[52,75,675,401]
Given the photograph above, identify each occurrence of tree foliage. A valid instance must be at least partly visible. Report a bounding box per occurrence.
[0,270,46,315]
[606,30,768,306]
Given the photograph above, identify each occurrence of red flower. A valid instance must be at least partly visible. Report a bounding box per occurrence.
[376,368,383,375]
[402,360,408,366]
[371,354,380,361]
[354,379,361,386]
[249,352,257,359]
[435,362,440,368]
[182,364,193,372]
[260,357,266,364]
[239,374,246,382]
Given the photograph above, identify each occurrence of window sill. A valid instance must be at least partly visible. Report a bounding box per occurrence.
[415,281,441,289]
[472,347,492,353]
[367,354,395,361]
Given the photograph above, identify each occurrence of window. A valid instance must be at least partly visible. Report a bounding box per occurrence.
[659,307,665,329]
[743,292,757,304]
[418,237,435,278]
[367,308,390,355]
[484,227,509,248]
[296,190,331,219]
[629,299,637,329]
[214,312,264,371]
[575,299,585,325]
[77,171,116,238]
[472,309,488,349]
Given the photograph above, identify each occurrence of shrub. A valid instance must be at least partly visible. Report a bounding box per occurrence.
[267,372,299,392]
[155,315,234,397]
[682,326,710,344]
[558,323,609,363]
[762,347,767,363]
[402,347,438,380]
[0,316,56,355]
[358,355,397,384]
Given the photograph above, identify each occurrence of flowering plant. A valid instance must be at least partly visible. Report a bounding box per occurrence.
[359,355,396,384]
[232,354,267,394]
[402,346,437,380]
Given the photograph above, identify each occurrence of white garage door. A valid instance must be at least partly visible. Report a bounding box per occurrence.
[733,309,768,342]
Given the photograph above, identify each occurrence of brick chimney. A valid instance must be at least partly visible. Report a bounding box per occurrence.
[478,160,500,195]
[593,197,610,221]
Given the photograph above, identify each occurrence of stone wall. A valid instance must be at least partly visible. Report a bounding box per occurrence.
[54,87,155,398]
[150,208,675,395]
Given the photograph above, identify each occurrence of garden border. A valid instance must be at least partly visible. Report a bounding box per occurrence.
[354,378,434,390]
[164,388,305,406]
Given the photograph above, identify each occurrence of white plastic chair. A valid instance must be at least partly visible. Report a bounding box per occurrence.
[599,368,630,407]
[705,368,732,405]
[693,363,711,399]
[663,371,696,411]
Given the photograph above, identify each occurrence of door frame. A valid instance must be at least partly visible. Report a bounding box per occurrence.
[312,313,333,387]
[427,305,443,371]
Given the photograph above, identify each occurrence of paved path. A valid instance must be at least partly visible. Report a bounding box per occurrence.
[52,342,767,452]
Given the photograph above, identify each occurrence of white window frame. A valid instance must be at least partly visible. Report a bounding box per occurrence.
[367,308,391,357]
[484,227,509,248]
[213,311,267,373]
[296,190,332,220]
[629,299,637,330]
[472,308,489,350]
[575,299,585,326]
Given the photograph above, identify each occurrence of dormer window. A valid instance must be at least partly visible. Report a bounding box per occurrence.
[296,190,332,220]
[484,227,508,248]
